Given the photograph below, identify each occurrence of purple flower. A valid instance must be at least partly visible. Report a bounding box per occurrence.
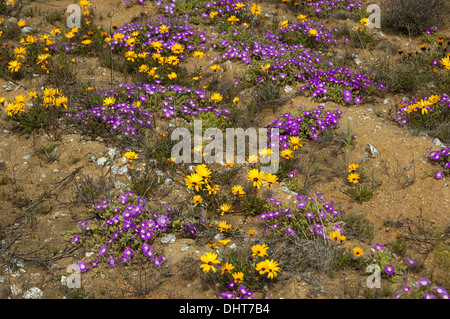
[433,285,447,295]
[431,59,440,66]
[393,292,404,299]
[78,261,88,273]
[237,285,250,296]
[384,265,394,275]
[373,243,384,251]
[157,215,169,227]
[440,292,449,299]
[227,281,236,289]
[123,248,134,258]
[405,257,417,268]
[72,235,80,244]
[317,210,326,219]
[107,256,117,268]
[429,151,441,161]
[285,226,296,236]
[220,292,237,299]
[303,211,314,219]
[99,245,110,257]
[423,293,435,299]
[296,201,307,209]
[152,256,163,267]
[417,278,431,287]
[435,171,444,179]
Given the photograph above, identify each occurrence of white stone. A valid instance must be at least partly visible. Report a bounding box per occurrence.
[108,148,119,159]
[284,85,293,94]
[161,234,176,244]
[432,138,444,147]
[23,287,44,299]
[96,157,108,167]
[117,166,128,175]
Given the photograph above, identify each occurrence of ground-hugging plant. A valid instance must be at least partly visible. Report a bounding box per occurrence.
[393,278,449,299]
[65,192,176,272]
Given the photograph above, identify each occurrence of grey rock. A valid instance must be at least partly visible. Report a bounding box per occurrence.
[214,233,225,241]
[21,27,33,34]
[377,31,387,39]
[23,287,44,299]
[10,284,22,296]
[108,147,119,159]
[23,154,32,159]
[161,234,176,244]
[96,157,108,167]
[164,178,173,185]
[432,138,444,147]
[280,186,298,196]
[114,181,127,189]
[181,245,190,252]
[117,166,128,175]
[364,143,379,158]
[284,85,293,94]
[87,156,96,162]
[111,165,118,174]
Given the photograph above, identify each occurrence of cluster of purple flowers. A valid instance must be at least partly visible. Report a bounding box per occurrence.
[424,25,439,36]
[363,243,411,277]
[119,82,232,120]
[393,279,449,299]
[66,98,154,138]
[66,80,235,138]
[428,146,450,180]
[182,216,208,238]
[217,29,382,104]
[265,105,342,146]
[260,192,345,240]
[220,282,254,299]
[71,192,173,272]
[304,0,363,17]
